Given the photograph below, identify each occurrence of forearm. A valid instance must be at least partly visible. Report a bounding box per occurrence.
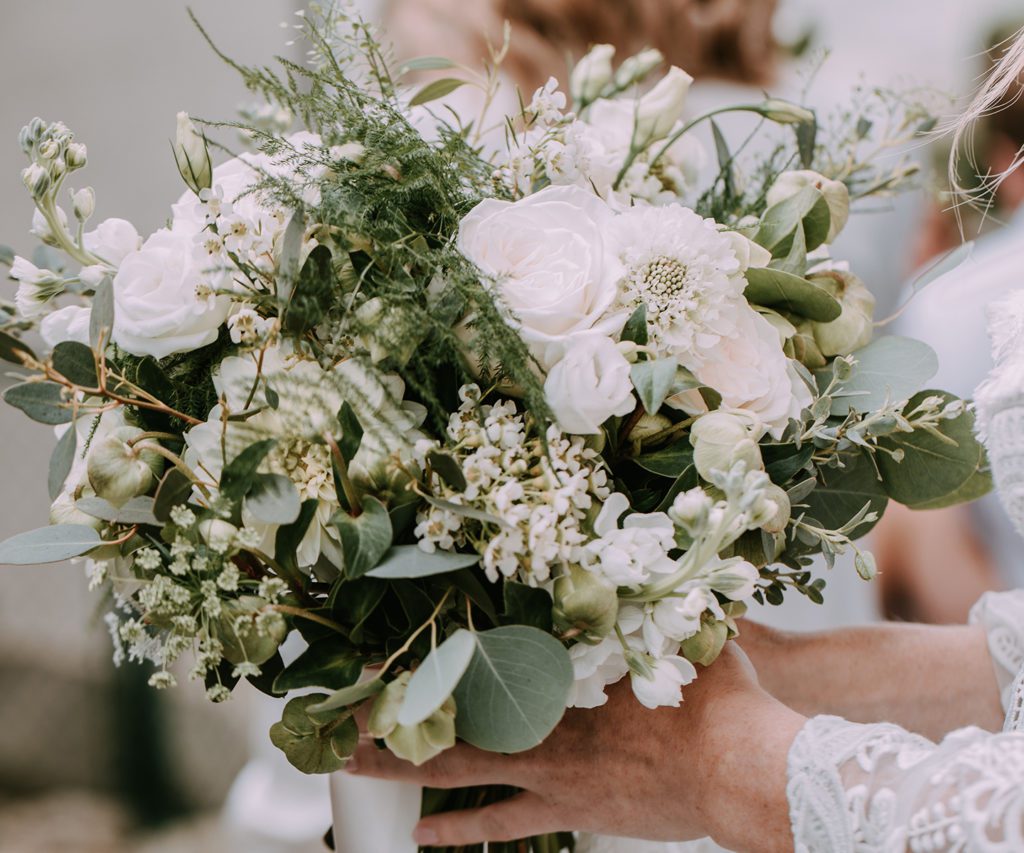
[738,621,1004,740]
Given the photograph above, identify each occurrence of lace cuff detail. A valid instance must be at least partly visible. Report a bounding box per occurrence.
[970,590,1024,709]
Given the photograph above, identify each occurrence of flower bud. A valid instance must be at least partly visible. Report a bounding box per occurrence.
[690,411,764,481]
[49,490,103,530]
[757,99,815,125]
[173,112,212,195]
[38,138,60,161]
[805,270,875,357]
[570,43,616,104]
[784,322,828,369]
[634,66,693,145]
[214,596,287,666]
[86,426,164,507]
[368,673,457,766]
[65,142,88,170]
[679,617,729,667]
[553,564,619,643]
[199,518,238,554]
[669,487,712,533]
[766,170,850,243]
[72,187,95,222]
[22,163,51,199]
[630,412,672,442]
[855,551,877,581]
[613,48,664,89]
[756,483,791,534]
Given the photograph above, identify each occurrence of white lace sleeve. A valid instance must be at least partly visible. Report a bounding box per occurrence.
[787,591,1024,852]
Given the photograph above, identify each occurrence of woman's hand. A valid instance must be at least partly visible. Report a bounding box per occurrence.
[346,646,805,851]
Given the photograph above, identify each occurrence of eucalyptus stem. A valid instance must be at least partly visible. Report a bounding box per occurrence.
[271,604,347,635]
[134,442,212,499]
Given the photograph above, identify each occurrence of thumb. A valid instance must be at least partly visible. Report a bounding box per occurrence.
[412,791,560,848]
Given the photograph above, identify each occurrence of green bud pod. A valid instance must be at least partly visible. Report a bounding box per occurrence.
[173,112,212,195]
[553,564,619,643]
[86,426,164,507]
[680,618,729,667]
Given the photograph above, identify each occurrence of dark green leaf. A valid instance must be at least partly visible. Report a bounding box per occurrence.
[47,423,78,500]
[337,401,363,464]
[334,496,393,579]
[427,449,467,492]
[654,462,700,513]
[89,276,114,349]
[763,444,814,486]
[453,626,573,753]
[744,267,841,322]
[795,118,817,168]
[274,499,319,574]
[367,544,478,579]
[710,119,734,195]
[220,439,277,503]
[409,77,468,107]
[0,524,103,565]
[502,583,553,633]
[802,450,887,539]
[270,694,358,774]
[283,244,333,334]
[51,341,98,387]
[620,304,648,346]
[245,473,301,525]
[247,651,286,696]
[273,639,363,692]
[3,382,72,424]
[634,442,694,478]
[153,468,194,522]
[0,329,35,365]
[276,209,306,305]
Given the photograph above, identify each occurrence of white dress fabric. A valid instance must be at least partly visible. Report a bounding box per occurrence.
[786,288,1024,852]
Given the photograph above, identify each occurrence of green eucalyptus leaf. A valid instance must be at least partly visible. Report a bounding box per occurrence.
[276,210,306,305]
[220,439,277,503]
[826,336,938,416]
[802,451,888,539]
[245,473,302,526]
[89,276,115,350]
[756,185,831,253]
[308,676,386,713]
[744,267,841,322]
[47,423,78,500]
[273,639,363,693]
[3,382,72,425]
[153,468,194,522]
[630,358,677,415]
[334,496,393,579]
[283,244,333,334]
[876,390,992,509]
[0,329,35,365]
[0,524,103,565]
[338,401,363,464]
[770,220,807,276]
[51,341,98,387]
[77,496,159,526]
[399,629,477,727]
[270,694,358,774]
[452,626,573,753]
[409,77,468,107]
[366,544,479,579]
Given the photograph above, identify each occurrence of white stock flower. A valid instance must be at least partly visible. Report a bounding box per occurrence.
[544,333,634,434]
[629,654,697,709]
[634,66,693,145]
[457,185,626,367]
[40,305,91,348]
[11,256,64,318]
[583,492,678,586]
[567,637,630,708]
[112,228,232,359]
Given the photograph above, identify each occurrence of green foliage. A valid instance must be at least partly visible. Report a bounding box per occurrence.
[398,629,476,726]
[366,545,479,579]
[47,421,77,500]
[269,694,358,774]
[333,496,393,579]
[744,268,841,322]
[3,382,72,425]
[0,524,103,565]
[802,451,888,539]
[826,336,938,416]
[273,638,363,692]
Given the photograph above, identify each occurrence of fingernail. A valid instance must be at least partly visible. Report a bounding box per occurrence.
[413,826,439,846]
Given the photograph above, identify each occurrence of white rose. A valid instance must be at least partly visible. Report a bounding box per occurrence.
[112,228,232,359]
[457,185,626,365]
[544,334,634,434]
[40,305,91,348]
[634,66,693,145]
[83,218,141,266]
[672,306,812,439]
[766,169,850,243]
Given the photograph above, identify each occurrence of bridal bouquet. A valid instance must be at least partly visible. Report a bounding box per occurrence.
[0,4,988,851]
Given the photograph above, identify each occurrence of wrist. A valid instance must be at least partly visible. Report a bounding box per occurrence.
[698,688,806,853]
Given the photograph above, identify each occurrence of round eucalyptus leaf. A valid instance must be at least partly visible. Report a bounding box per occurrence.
[827,336,938,415]
[245,473,302,526]
[399,629,477,727]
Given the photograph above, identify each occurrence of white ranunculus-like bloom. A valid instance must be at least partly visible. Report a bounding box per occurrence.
[629,654,697,709]
[112,228,232,359]
[766,169,850,243]
[583,492,678,586]
[610,204,769,360]
[40,305,91,349]
[83,218,141,266]
[544,333,634,434]
[457,185,626,365]
[675,307,812,438]
[634,66,693,145]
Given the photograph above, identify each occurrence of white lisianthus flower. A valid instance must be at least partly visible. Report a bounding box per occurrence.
[570,44,615,104]
[634,66,693,145]
[112,228,232,359]
[676,307,813,438]
[11,256,64,318]
[40,305,91,348]
[610,204,769,360]
[544,333,635,434]
[457,185,627,367]
[766,169,850,243]
[583,492,678,586]
[629,654,697,709]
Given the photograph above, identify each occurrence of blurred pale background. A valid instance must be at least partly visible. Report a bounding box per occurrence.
[0,1,1021,851]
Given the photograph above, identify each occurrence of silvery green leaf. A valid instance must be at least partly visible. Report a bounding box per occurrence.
[89,276,115,350]
[0,329,35,365]
[51,340,98,387]
[744,267,841,322]
[153,468,194,522]
[0,524,103,565]
[802,451,887,540]
[786,476,817,506]
[47,423,77,500]
[3,382,72,425]
[756,185,830,253]
[631,357,677,415]
[366,544,479,579]
[620,304,648,346]
[308,676,385,713]
[77,495,159,526]
[408,77,468,107]
[398,629,477,727]
[427,449,467,492]
[269,694,358,775]
[276,210,305,304]
[245,473,302,526]
[452,626,573,753]
[826,336,938,416]
[399,56,457,74]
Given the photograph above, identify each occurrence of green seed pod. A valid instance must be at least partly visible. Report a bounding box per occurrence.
[86,427,163,507]
[553,564,619,643]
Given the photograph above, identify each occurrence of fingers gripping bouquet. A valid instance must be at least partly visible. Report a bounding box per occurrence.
[0,4,989,850]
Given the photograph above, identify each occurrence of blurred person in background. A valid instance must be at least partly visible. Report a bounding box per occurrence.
[874,20,1024,625]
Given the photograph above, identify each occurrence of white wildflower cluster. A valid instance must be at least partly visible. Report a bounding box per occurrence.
[413,385,611,584]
